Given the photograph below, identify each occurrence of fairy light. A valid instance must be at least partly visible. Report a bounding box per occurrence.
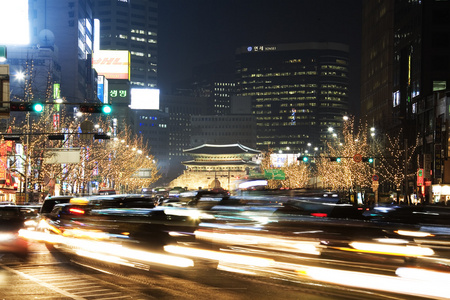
[8,114,160,194]
[260,148,311,189]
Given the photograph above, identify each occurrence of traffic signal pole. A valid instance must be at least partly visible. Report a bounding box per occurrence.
[374,158,378,206]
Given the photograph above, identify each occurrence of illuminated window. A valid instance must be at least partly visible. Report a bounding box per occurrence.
[393,90,400,107]
[433,81,446,92]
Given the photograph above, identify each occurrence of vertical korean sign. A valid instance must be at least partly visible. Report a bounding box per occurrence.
[417,168,424,186]
[0,142,7,180]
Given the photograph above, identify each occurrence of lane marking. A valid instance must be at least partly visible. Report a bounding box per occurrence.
[0,262,86,300]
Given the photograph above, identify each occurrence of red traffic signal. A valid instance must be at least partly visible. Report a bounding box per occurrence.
[10,102,44,112]
[79,104,112,114]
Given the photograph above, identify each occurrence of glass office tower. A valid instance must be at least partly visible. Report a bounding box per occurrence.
[93,0,157,88]
[235,42,350,153]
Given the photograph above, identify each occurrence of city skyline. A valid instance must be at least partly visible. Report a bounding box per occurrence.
[157,0,362,115]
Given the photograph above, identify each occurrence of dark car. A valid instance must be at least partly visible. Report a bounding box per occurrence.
[0,206,29,258]
[39,196,74,218]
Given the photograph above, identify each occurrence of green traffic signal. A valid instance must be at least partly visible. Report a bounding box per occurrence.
[362,157,374,163]
[298,156,309,162]
[102,105,112,114]
[10,102,44,112]
[79,104,112,114]
[32,103,44,113]
[336,157,341,163]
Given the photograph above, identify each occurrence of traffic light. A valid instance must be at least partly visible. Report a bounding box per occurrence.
[94,133,110,140]
[298,156,309,162]
[3,135,21,141]
[330,157,342,162]
[362,157,374,163]
[48,134,65,141]
[10,102,44,112]
[79,104,112,114]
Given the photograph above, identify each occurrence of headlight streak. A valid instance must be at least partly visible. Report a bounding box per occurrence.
[194,230,321,255]
[164,245,274,267]
[396,267,450,282]
[335,241,436,257]
[296,266,450,299]
[18,229,194,268]
[0,233,17,242]
[217,263,257,275]
[63,229,110,240]
[395,230,434,237]
[76,249,134,267]
[374,238,409,244]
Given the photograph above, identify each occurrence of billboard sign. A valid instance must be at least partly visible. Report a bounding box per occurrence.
[44,148,81,164]
[92,50,130,80]
[97,75,109,103]
[129,88,160,110]
[0,0,30,45]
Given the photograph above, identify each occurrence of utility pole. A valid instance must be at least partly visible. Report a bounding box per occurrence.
[404,138,408,205]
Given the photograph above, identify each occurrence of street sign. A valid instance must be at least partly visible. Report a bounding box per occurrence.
[353,153,362,163]
[372,174,379,181]
[0,46,6,59]
[264,169,285,180]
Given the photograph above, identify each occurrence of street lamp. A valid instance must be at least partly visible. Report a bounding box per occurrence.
[14,71,25,81]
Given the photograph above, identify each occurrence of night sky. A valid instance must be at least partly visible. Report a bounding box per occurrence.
[157,0,363,115]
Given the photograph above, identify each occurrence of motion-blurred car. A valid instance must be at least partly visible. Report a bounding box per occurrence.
[16,205,41,230]
[39,196,74,219]
[0,206,29,258]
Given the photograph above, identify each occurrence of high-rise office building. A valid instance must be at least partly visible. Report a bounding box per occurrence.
[160,95,208,181]
[30,0,96,102]
[361,0,450,195]
[362,0,450,133]
[93,0,158,88]
[360,0,395,131]
[235,42,350,153]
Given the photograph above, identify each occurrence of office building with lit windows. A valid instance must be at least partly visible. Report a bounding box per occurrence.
[93,0,158,88]
[29,0,96,102]
[235,42,350,153]
[361,0,450,196]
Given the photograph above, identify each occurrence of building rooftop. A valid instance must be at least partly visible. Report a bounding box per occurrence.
[183,143,260,155]
[182,160,259,166]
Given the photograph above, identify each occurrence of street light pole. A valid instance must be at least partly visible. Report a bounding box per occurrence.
[23,112,30,200]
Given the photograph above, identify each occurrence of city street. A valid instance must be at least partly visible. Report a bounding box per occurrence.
[0,236,436,300]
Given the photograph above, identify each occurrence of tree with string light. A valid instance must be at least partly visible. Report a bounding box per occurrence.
[373,129,419,201]
[316,117,374,191]
[260,148,311,189]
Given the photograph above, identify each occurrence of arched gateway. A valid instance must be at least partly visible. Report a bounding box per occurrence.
[169,143,261,191]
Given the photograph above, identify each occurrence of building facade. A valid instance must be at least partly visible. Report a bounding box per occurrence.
[361,0,450,200]
[360,0,395,130]
[30,0,96,103]
[190,115,256,148]
[235,42,350,154]
[160,94,209,181]
[93,0,158,88]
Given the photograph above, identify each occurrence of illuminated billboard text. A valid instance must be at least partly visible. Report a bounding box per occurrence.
[92,50,130,80]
